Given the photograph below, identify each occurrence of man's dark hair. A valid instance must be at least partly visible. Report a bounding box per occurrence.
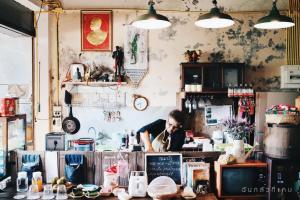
[169,109,185,125]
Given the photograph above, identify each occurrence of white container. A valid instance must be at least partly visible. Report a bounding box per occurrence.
[185,84,191,92]
[190,85,197,92]
[103,171,118,189]
[128,171,147,197]
[17,171,28,192]
[232,140,245,163]
[196,84,202,92]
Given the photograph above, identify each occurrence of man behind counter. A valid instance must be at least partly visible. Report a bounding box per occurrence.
[137,110,185,152]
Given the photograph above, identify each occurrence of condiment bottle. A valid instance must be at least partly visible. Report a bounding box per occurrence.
[32,171,43,192]
[17,171,28,192]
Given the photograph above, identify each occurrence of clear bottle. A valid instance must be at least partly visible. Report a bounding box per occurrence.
[191,74,199,92]
[243,84,248,97]
[293,172,300,199]
[238,84,243,97]
[228,84,233,97]
[17,171,28,192]
[275,169,286,200]
[32,171,43,192]
[249,84,254,97]
[233,85,238,97]
[129,130,135,151]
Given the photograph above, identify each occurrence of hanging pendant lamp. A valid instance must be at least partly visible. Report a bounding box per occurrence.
[254,0,294,29]
[195,0,234,29]
[132,0,171,29]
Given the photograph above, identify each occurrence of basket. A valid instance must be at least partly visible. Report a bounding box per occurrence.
[265,114,300,125]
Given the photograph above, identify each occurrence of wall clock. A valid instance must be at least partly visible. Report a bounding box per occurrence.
[133,95,148,111]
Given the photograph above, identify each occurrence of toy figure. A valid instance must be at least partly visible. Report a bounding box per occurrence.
[112,46,124,82]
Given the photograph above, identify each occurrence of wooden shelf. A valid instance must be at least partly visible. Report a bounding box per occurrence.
[63,81,127,87]
[177,91,228,98]
[184,91,228,94]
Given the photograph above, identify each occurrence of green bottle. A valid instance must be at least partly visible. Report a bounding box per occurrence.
[293,172,300,199]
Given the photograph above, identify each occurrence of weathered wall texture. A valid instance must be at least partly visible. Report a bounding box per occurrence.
[53,10,286,150]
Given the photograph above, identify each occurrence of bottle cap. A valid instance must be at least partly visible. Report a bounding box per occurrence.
[18,171,27,179]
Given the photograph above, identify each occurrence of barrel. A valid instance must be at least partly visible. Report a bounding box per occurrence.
[264,124,300,159]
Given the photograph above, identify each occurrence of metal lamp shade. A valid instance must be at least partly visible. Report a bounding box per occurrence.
[132,13,171,29]
[132,2,171,29]
[195,7,234,28]
[254,2,295,29]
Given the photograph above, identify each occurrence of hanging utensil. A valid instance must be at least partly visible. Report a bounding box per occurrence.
[62,91,80,134]
[62,105,80,134]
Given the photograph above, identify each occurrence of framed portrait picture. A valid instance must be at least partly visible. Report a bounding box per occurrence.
[81,10,112,51]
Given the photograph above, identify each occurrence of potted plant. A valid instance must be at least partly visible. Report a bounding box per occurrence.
[223,119,254,163]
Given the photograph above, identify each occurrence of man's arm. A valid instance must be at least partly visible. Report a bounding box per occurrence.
[140,130,154,152]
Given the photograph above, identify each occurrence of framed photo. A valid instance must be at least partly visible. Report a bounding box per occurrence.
[81,10,112,51]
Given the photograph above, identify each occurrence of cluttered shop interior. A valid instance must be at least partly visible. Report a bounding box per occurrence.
[0,0,300,199]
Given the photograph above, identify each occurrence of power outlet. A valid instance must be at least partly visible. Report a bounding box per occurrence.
[52,106,62,132]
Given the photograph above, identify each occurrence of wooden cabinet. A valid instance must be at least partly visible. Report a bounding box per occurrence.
[180,62,245,92]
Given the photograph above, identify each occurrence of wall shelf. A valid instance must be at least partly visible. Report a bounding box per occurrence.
[63,81,127,87]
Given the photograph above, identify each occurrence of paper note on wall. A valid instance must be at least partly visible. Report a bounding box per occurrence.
[205,105,232,126]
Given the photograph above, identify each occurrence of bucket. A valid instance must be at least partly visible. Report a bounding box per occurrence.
[264,124,300,159]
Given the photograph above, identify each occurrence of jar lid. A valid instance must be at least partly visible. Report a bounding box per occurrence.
[32,171,42,179]
[18,171,27,178]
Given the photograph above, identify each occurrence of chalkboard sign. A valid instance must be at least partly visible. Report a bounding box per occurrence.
[145,153,182,185]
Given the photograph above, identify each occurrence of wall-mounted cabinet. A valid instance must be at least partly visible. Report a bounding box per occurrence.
[180,62,245,92]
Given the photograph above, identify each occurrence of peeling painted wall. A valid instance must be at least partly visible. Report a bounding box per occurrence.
[53,10,286,150]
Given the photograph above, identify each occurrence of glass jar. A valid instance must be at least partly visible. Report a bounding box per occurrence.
[32,171,43,192]
[17,171,28,192]
[191,74,200,92]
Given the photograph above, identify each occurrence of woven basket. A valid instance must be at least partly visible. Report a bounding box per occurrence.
[265,114,300,125]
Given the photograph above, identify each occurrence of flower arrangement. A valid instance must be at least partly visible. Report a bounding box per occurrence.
[223,119,254,141]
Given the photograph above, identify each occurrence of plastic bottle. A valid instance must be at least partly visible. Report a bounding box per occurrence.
[228,84,233,97]
[32,171,43,192]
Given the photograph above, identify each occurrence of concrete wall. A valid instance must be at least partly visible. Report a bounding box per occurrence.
[46,10,287,151]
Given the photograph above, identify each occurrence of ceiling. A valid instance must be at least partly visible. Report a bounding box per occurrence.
[26,0,289,12]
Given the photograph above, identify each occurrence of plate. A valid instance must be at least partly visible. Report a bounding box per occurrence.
[78,184,99,192]
[84,192,100,199]
[41,195,55,200]
[69,192,84,199]
[27,195,40,200]
[13,194,26,199]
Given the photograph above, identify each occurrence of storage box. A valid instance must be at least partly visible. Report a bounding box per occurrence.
[0,98,16,116]
[265,113,300,125]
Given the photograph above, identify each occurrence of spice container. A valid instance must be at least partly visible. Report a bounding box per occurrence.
[32,171,43,192]
[17,171,28,192]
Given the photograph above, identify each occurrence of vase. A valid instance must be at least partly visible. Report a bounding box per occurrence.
[232,140,245,163]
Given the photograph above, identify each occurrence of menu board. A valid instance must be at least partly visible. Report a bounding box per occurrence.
[145,153,182,185]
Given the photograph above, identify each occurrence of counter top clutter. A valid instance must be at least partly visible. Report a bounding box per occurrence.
[6,151,222,200]
[9,175,218,200]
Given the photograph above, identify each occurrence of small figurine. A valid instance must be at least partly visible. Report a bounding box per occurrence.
[112,46,125,82]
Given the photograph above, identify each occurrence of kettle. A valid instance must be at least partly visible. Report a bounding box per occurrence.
[128,171,147,197]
